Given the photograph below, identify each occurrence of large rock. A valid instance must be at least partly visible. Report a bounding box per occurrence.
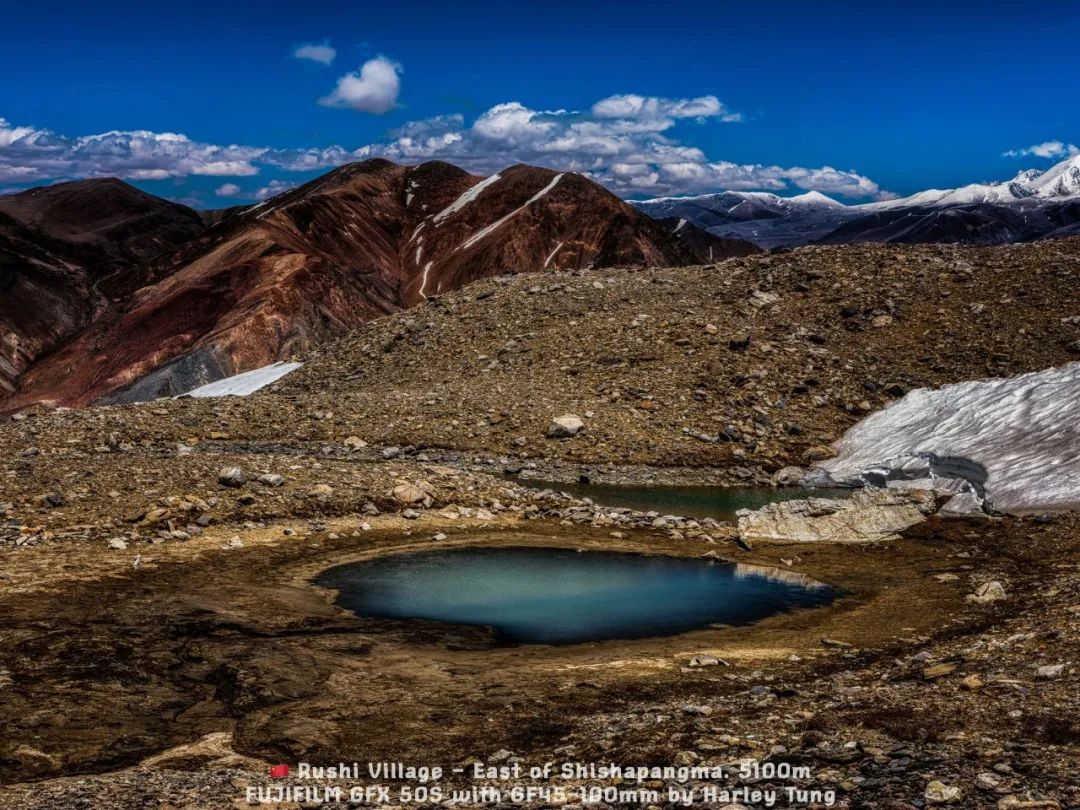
[391,483,427,506]
[966,580,1007,604]
[217,467,246,488]
[737,487,937,544]
[547,414,584,438]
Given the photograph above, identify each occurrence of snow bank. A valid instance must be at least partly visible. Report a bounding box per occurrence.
[816,362,1080,513]
[178,362,303,398]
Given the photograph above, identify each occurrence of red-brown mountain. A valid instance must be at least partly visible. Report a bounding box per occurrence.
[0,179,205,395]
[1,159,757,409]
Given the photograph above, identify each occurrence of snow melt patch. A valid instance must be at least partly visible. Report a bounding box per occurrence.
[459,174,564,251]
[432,173,502,223]
[418,261,434,299]
[543,241,564,269]
[179,362,303,398]
[817,362,1080,513]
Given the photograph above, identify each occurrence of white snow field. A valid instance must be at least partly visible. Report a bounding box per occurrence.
[816,362,1080,513]
[179,361,303,398]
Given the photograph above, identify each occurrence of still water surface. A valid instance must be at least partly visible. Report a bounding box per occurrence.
[512,480,849,521]
[318,546,837,645]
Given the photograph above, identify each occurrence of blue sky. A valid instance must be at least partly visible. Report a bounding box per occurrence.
[2,0,1078,206]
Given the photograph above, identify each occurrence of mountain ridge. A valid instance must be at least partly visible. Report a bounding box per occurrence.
[633,154,1080,248]
[0,159,757,410]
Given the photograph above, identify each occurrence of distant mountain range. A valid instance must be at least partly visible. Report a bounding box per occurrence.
[0,159,756,409]
[633,154,1080,248]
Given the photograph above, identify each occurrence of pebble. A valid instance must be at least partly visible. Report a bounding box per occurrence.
[1035,663,1064,680]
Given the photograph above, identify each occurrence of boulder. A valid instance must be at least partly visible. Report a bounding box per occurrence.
[966,580,1007,604]
[217,467,246,488]
[737,487,937,544]
[308,484,333,500]
[771,466,805,486]
[925,780,962,804]
[391,483,427,506]
[547,414,584,438]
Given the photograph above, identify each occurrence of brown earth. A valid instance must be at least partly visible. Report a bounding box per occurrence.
[0,504,1076,809]
[0,239,1078,808]
[4,238,1074,477]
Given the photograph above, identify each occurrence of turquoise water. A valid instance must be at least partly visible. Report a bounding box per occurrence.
[511,481,850,521]
[318,547,837,645]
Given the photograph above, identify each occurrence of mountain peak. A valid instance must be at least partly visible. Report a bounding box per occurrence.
[788,190,844,207]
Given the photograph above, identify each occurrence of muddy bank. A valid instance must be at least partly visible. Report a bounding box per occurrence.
[1,517,959,782]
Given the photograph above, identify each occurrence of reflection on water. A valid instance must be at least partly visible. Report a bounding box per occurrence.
[512,480,850,521]
[733,562,830,590]
[318,546,837,645]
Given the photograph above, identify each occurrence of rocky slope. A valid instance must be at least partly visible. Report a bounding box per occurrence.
[1,160,756,411]
[130,238,1079,474]
[3,239,1077,482]
[1,239,1078,808]
[0,179,205,394]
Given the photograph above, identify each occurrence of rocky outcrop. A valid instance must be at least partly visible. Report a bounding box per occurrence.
[737,488,939,544]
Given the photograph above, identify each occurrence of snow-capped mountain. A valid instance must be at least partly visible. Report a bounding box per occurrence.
[632,189,856,247]
[633,154,1080,248]
[876,154,1080,208]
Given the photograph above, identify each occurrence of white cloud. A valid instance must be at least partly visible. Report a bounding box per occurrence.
[591,94,741,126]
[0,119,266,183]
[472,102,560,143]
[292,42,336,66]
[1,92,889,199]
[319,57,401,114]
[253,179,297,200]
[1004,140,1079,159]
[338,98,885,198]
[215,182,241,197]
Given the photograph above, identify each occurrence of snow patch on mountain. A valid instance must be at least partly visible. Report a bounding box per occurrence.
[632,154,1080,248]
[814,362,1080,513]
[432,172,502,223]
[871,155,1080,208]
[179,362,303,398]
[459,174,563,251]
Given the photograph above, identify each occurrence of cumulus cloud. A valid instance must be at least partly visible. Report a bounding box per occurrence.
[292,42,336,66]
[332,95,885,198]
[253,179,297,200]
[0,117,266,183]
[592,94,742,126]
[319,57,401,114]
[1,92,889,199]
[215,182,242,197]
[1004,140,1079,159]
